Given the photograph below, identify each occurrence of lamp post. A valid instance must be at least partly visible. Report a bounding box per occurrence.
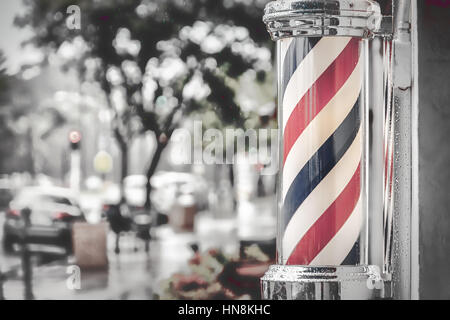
[21,207,34,300]
[69,130,82,194]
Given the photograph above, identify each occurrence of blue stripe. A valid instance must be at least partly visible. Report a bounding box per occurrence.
[283,101,361,229]
[342,242,360,265]
[281,37,320,102]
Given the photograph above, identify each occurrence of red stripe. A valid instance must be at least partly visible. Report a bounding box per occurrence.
[283,38,360,165]
[286,164,361,265]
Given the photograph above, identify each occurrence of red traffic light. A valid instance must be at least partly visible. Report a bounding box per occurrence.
[69,130,82,144]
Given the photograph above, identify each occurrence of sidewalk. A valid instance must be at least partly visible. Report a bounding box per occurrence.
[2,228,196,300]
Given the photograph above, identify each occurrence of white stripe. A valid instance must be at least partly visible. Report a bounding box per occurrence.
[282,128,362,263]
[309,197,363,265]
[282,37,351,131]
[282,57,362,200]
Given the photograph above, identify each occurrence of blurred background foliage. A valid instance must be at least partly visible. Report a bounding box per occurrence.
[12,0,275,208]
[0,50,35,174]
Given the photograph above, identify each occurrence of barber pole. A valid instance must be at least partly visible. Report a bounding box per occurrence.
[261,0,386,300]
[280,36,364,266]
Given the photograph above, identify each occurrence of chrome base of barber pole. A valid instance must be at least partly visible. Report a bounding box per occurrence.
[261,265,392,300]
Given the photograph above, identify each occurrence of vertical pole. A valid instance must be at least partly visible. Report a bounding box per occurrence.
[21,207,34,300]
[70,150,81,194]
[0,271,5,300]
[69,130,82,194]
[368,37,385,271]
[410,0,419,301]
[391,0,413,300]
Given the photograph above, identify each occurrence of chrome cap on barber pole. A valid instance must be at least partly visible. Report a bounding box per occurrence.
[261,0,388,300]
[263,0,382,40]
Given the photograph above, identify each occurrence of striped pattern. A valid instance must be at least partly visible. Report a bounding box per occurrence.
[280,36,363,266]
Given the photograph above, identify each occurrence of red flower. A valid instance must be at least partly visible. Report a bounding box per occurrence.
[172,274,209,292]
[188,252,202,265]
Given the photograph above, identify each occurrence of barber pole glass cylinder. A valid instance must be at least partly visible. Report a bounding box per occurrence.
[261,0,387,300]
[280,35,365,267]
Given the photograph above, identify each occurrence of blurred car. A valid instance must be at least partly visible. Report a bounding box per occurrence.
[2,186,85,254]
[100,172,208,232]
[99,176,146,214]
[124,175,147,207]
[150,171,208,214]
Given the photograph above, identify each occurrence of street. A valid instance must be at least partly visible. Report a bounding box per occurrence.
[0,214,202,300]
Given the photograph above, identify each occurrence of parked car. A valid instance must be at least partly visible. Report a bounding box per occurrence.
[150,171,209,214]
[123,175,147,208]
[2,186,85,254]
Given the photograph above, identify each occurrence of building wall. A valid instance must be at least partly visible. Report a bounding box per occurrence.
[417,1,450,299]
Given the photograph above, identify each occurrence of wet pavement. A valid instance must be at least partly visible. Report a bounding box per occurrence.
[0,220,237,300]
[0,194,254,300]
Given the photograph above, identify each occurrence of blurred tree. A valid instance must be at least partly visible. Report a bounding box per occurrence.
[0,51,35,174]
[0,51,9,107]
[16,0,273,208]
[0,51,14,173]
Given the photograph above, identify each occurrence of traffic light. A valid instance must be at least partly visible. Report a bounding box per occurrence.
[69,130,81,150]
